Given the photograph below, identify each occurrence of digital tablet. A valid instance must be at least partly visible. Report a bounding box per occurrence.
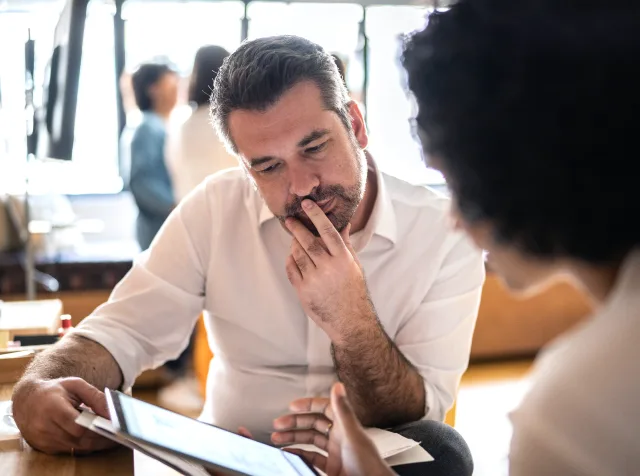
[105,389,318,476]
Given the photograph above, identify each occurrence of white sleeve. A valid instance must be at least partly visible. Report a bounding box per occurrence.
[394,234,485,421]
[73,187,209,390]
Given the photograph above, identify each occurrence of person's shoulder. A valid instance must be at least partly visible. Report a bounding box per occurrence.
[381,172,452,234]
[133,114,165,140]
[511,313,640,456]
[198,168,258,207]
[178,167,257,225]
[382,171,449,213]
[381,172,483,268]
[201,167,247,190]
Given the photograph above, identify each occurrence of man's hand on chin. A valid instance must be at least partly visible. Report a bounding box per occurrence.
[284,199,378,345]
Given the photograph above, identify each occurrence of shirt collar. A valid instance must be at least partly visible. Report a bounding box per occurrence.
[257,156,397,245]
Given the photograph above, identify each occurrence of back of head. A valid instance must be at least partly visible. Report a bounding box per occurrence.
[403,0,640,264]
[189,45,230,108]
[131,62,175,112]
[210,35,350,152]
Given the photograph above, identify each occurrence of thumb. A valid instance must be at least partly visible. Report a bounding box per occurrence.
[61,378,110,419]
[238,426,254,440]
[331,382,362,435]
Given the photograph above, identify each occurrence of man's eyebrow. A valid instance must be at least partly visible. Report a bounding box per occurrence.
[249,156,277,167]
[297,129,330,148]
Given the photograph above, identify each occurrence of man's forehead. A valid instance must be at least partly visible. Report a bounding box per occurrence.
[229,103,339,158]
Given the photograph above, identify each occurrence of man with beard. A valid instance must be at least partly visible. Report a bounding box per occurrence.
[12,35,483,474]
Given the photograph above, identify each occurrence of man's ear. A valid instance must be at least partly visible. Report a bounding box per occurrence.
[347,101,369,150]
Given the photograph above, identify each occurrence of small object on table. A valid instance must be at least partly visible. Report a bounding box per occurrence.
[0,299,62,341]
[11,335,59,347]
[0,331,9,349]
[57,314,74,337]
[0,401,23,452]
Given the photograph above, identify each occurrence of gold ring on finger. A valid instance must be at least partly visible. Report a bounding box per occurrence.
[325,422,333,436]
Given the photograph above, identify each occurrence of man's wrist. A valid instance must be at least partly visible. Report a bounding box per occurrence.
[330,310,384,348]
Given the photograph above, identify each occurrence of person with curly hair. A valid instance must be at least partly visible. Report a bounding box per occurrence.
[299,2,640,475]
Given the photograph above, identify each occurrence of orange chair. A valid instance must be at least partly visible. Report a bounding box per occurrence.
[193,316,212,398]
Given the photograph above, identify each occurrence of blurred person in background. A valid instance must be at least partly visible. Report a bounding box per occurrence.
[166,45,237,203]
[129,62,178,251]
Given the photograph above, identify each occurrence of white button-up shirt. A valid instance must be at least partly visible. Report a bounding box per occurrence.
[75,165,485,443]
[509,249,640,475]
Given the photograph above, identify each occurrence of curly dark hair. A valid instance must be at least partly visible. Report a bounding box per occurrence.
[403,0,640,264]
[210,35,351,152]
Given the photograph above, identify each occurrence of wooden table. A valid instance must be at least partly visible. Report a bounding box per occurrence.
[0,384,181,476]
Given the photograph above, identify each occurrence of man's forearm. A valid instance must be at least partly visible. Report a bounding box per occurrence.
[17,334,123,391]
[331,319,426,428]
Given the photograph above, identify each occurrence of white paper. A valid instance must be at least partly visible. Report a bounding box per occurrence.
[386,444,434,466]
[0,401,20,442]
[286,427,433,466]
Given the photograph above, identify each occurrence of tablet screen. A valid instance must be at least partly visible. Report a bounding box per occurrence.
[115,392,314,476]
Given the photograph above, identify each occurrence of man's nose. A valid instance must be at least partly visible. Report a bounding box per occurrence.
[288,163,320,198]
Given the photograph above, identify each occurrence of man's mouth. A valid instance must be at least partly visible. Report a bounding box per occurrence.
[315,197,335,214]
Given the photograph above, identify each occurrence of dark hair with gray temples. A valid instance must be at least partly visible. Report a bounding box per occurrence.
[210,35,351,152]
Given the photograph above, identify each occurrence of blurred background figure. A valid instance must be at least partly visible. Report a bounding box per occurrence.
[129,62,177,251]
[166,45,237,202]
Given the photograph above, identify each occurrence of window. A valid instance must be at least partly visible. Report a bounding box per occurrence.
[123,1,244,76]
[0,2,121,195]
[366,6,444,186]
[247,2,364,100]
[0,5,59,194]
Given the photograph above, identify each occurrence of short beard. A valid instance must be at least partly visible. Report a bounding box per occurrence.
[278,183,362,236]
[279,143,366,237]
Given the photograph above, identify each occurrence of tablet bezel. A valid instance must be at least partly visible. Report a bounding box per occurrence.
[105,388,318,476]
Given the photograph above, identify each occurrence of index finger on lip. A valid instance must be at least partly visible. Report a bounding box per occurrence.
[301,200,346,256]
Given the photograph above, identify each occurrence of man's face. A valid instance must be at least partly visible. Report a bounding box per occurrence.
[227,81,368,236]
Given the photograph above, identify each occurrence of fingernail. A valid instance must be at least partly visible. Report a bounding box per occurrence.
[285,218,293,228]
[302,199,313,210]
[335,382,346,398]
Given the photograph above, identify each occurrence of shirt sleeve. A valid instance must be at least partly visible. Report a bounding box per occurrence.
[73,188,209,390]
[394,233,485,421]
[129,123,175,217]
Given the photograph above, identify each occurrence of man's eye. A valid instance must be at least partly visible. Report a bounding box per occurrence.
[258,163,281,174]
[305,142,328,154]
